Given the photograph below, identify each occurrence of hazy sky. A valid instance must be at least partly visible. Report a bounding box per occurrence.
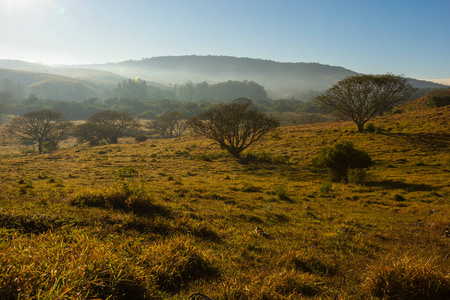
[1,0,449,79]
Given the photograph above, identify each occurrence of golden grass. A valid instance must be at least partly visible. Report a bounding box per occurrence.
[0,103,449,298]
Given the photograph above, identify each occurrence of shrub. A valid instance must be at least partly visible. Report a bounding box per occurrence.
[364,255,450,300]
[135,134,147,142]
[365,122,376,132]
[313,141,373,182]
[240,151,288,164]
[428,95,450,107]
[348,168,367,185]
[319,182,332,193]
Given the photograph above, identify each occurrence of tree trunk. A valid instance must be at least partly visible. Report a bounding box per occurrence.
[357,122,365,133]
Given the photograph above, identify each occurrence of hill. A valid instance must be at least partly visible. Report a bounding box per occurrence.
[0,57,447,101]
[0,68,103,100]
[85,55,447,98]
[0,100,448,298]
[0,60,128,100]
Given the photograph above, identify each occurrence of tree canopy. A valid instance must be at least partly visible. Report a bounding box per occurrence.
[189,102,279,159]
[317,74,415,132]
[74,110,139,145]
[6,110,72,153]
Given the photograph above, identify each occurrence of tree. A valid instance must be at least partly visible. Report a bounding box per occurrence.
[6,110,73,153]
[312,141,373,182]
[74,110,139,145]
[317,74,415,132]
[150,111,187,138]
[114,78,150,101]
[189,102,279,159]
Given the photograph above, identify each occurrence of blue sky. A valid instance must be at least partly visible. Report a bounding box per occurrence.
[1,0,449,80]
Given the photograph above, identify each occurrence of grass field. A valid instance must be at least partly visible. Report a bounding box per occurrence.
[0,101,449,299]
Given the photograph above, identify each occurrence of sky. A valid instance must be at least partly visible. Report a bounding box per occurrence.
[1,0,449,81]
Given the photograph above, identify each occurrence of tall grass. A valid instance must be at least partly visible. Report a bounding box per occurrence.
[364,254,450,299]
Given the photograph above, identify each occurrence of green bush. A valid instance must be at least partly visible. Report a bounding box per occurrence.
[313,141,373,182]
[319,182,332,193]
[428,95,450,107]
[365,123,376,133]
[348,168,367,185]
[274,184,290,201]
[134,134,147,142]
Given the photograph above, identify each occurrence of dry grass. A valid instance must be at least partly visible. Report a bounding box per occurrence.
[0,101,449,299]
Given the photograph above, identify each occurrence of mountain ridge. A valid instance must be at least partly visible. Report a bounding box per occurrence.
[1,56,447,100]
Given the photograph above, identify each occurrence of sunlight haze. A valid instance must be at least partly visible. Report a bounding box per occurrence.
[1,0,449,80]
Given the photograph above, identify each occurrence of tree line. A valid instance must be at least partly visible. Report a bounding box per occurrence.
[5,103,280,159]
[4,74,416,156]
[0,92,325,122]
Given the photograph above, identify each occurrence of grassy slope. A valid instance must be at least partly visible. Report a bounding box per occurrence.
[0,104,449,299]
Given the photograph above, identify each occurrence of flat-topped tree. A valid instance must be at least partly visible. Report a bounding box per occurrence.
[317,74,415,132]
[75,110,139,145]
[189,102,279,159]
[7,110,73,153]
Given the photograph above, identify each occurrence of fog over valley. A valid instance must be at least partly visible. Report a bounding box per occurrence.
[0,56,447,102]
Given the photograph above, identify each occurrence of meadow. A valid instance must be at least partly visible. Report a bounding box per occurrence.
[0,100,449,299]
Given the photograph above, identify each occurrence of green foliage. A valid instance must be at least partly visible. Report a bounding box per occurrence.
[135,134,148,142]
[428,95,450,107]
[42,141,57,152]
[348,168,367,185]
[116,166,139,179]
[365,122,376,132]
[313,141,373,182]
[240,151,288,164]
[319,182,332,193]
[274,184,291,201]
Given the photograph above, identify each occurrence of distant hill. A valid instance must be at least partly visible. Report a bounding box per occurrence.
[0,68,104,100]
[0,60,129,100]
[83,55,447,98]
[0,56,447,100]
[84,56,358,98]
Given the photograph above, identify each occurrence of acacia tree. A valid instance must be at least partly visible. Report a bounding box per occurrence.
[317,74,415,132]
[74,110,139,145]
[150,111,187,138]
[7,110,73,153]
[189,102,279,159]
